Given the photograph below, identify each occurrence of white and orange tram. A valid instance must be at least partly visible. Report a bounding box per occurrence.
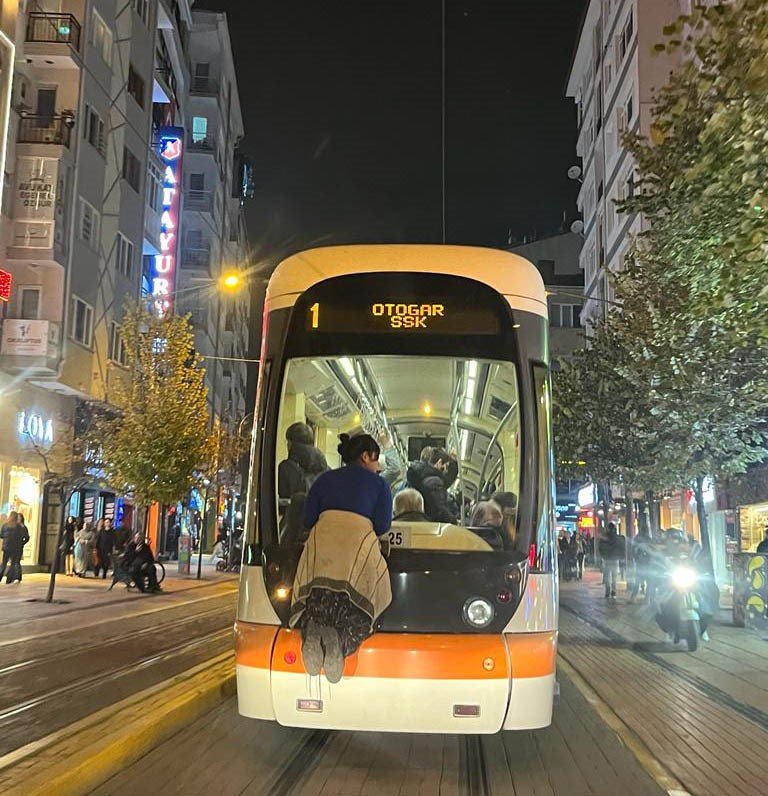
[235,244,558,734]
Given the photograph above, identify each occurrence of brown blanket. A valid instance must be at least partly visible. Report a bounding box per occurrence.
[289,510,392,629]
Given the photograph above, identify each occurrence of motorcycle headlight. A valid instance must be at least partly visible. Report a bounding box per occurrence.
[672,566,697,591]
[463,597,494,629]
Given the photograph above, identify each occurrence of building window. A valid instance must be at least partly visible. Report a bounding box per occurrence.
[83,105,106,156]
[70,296,94,347]
[109,321,127,365]
[91,12,113,65]
[187,229,204,249]
[79,197,101,247]
[132,0,150,26]
[192,116,208,143]
[147,160,162,212]
[127,65,146,109]
[625,92,634,125]
[122,147,142,192]
[116,233,135,278]
[20,286,41,319]
[550,303,584,329]
[616,9,634,64]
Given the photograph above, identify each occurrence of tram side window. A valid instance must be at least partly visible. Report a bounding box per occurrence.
[533,365,555,571]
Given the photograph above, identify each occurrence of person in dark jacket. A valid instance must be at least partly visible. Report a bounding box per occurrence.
[61,516,77,576]
[94,518,116,579]
[122,533,161,593]
[278,422,329,501]
[406,448,458,523]
[0,511,19,581]
[599,522,622,599]
[2,513,29,584]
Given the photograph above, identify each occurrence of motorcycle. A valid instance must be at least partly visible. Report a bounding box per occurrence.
[655,557,702,651]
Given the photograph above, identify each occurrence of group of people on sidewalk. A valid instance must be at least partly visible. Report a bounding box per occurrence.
[0,512,30,584]
[59,518,162,593]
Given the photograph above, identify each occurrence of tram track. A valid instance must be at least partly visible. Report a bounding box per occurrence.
[460,735,491,796]
[0,627,231,727]
[0,602,232,678]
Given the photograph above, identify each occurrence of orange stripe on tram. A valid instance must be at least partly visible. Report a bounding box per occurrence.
[505,631,558,679]
[234,622,279,668]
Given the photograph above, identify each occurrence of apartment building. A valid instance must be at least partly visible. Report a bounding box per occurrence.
[0,0,251,567]
[178,8,250,425]
[565,0,681,328]
[509,231,584,363]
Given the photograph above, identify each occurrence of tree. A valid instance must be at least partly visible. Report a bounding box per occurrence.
[620,0,768,347]
[92,304,212,524]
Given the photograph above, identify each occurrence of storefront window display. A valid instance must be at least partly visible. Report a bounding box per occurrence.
[738,502,768,552]
[3,466,41,564]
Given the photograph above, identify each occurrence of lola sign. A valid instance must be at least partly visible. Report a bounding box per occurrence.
[151,127,184,316]
[17,410,54,446]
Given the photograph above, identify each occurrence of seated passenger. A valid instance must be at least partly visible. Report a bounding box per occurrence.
[122,533,161,593]
[469,500,505,551]
[289,433,392,683]
[491,490,518,544]
[406,448,458,523]
[393,488,428,522]
[278,422,329,501]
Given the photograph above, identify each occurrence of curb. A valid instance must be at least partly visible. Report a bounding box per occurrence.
[0,652,236,796]
[558,655,691,796]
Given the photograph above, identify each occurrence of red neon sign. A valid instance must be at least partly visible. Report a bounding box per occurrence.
[0,269,11,303]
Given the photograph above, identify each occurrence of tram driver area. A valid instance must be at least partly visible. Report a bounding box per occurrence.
[275,355,522,558]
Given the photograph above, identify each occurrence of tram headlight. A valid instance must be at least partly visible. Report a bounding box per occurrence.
[463,597,494,629]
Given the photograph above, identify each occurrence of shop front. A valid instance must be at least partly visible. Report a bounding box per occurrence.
[737,501,768,553]
[0,373,73,567]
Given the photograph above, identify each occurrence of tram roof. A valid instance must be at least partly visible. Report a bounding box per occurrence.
[265,244,547,319]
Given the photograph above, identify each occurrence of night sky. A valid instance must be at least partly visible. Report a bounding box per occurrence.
[196,1,587,262]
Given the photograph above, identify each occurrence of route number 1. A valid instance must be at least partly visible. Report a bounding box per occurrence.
[309,302,320,329]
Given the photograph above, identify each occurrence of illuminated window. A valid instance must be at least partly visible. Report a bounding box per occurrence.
[192,116,208,143]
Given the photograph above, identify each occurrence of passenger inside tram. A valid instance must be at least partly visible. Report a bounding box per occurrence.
[275,355,523,553]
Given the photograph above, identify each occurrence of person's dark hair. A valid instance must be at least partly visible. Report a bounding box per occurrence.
[286,422,314,446]
[491,491,517,510]
[338,433,380,464]
[429,447,451,466]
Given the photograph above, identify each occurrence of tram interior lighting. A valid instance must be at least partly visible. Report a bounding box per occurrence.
[422,401,432,416]
[463,397,473,414]
[339,357,355,377]
[275,586,290,600]
[468,360,478,378]
[460,430,469,460]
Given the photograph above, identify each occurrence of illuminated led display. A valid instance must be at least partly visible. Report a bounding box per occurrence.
[151,127,184,316]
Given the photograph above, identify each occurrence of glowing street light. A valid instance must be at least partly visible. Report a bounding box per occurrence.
[220,271,243,291]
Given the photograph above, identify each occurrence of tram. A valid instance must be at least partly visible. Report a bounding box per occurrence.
[235,245,557,734]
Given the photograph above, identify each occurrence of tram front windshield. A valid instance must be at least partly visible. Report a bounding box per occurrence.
[275,355,523,553]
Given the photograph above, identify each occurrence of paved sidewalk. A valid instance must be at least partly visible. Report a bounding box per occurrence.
[0,561,237,636]
[560,571,768,796]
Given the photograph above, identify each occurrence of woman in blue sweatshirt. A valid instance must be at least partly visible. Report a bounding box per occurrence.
[290,433,393,682]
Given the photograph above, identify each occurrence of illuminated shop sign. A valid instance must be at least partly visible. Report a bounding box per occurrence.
[17,410,54,446]
[0,268,10,302]
[151,127,184,316]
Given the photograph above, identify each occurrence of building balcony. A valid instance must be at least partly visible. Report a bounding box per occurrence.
[25,13,82,70]
[180,247,211,270]
[188,136,217,157]
[185,189,214,213]
[17,115,73,148]
[0,319,61,375]
[190,75,219,97]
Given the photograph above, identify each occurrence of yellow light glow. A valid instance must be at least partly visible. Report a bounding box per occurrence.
[220,272,242,291]
[422,402,432,416]
[353,413,361,424]
[275,586,290,600]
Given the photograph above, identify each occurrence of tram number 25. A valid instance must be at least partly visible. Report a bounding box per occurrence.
[385,528,410,548]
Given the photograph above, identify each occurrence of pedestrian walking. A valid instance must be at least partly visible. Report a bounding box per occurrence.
[629,529,652,602]
[2,513,29,584]
[575,533,585,579]
[599,522,622,599]
[94,517,116,579]
[0,511,16,580]
[60,517,77,576]
[74,522,95,577]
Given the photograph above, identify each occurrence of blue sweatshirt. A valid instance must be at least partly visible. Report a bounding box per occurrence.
[303,464,393,535]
